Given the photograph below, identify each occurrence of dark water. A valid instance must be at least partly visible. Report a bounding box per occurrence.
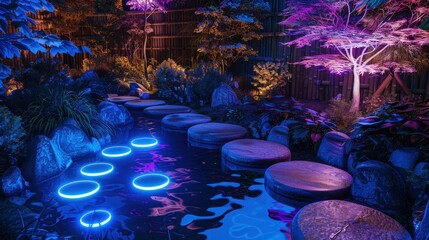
[24,113,294,240]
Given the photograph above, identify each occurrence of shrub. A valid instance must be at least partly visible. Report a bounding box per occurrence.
[153,59,187,104]
[325,98,361,131]
[252,62,291,99]
[362,94,396,115]
[0,106,25,157]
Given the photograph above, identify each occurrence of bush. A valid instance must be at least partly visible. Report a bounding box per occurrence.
[325,98,361,131]
[153,59,187,104]
[252,62,291,99]
[0,106,25,157]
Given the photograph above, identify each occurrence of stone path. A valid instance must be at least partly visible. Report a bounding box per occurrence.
[188,123,247,149]
[162,113,212,133]
[143,105,191,117]
[107,96,140,104]
[124,99,166,109]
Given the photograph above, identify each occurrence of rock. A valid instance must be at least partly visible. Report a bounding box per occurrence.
[389,148,420,170]
[347,152,361,176]
[351,160,408,216]
[162,113,212,133]
[1,166,25,197]
[143,105,191,118]
[222,139,290,173]
[129,82,149,98]
[107,96,140,104]
[23,135,72,184]
[98,101,134,127]
[124,99,166,109]
[267,126,290,147]
[415,200,429,240]
[316,131,350,170]
[292,200,412,240]
[211,83,241,108]
[50,119,101,160]
[414,162,429,179]
[75,70,107,98]
[265,161,352,207]
[188,123,248,149]
[280,119,303,129]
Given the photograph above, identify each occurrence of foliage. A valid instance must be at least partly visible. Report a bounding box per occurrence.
[195,0,270,72]
[252,62,291,99]
[0,106,26,159]
[188,62,231,106]
[281,0,429,112]
[0,0,91,93]
[153,59,187,104]
[113,57,152,89]
[362,94,397,115]
[326,98,361,131]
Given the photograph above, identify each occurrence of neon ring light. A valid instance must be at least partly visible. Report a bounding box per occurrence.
[131,137,159,148]
[101,146,132,158]
[80,163,114,177]
[80,210,112,228]
[132,173,170,191]
[58,180,100,199]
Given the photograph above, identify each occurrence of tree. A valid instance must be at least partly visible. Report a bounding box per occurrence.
[281,0,429,112]
[0,0,90,94]
[125,0,171,81]
[194,0,270,72]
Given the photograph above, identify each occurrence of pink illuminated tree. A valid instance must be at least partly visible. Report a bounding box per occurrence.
[281,0,429,112]
[125,0,171,80]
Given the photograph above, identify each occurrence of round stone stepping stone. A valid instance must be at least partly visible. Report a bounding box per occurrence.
[107,96,140,104]
[107,93,118,98]
[162,113,212,133]
[292,200,412,240]
[222,139,291,173]
[124,99,166,109]
[143,105,191,118]
[265,161,352,207]
[188,123,248,149]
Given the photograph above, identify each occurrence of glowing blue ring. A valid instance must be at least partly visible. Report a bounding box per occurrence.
[58,180,100,199]
[132,173,170,191]
[101,146,132,158]
[80,210,112,228]
[131,137,159,148]
[80,163,114,177]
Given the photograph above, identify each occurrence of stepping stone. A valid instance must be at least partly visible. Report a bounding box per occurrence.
[162,113,212,133]
[222,139,291,173]
[143,105,191,118]
[265,161,352,207]
[188,123,248,149]
[107,96,140,104]
[124,99,166,109]
[292,200,412,240]
[107,93,118,98]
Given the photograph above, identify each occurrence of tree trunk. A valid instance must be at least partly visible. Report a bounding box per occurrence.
[350,67,360,112]
[143,12,149,83]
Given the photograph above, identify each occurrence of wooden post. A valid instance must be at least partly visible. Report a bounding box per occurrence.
[373,74,393,97]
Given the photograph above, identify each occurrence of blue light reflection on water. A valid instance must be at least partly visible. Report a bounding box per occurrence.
[28,113,293,239]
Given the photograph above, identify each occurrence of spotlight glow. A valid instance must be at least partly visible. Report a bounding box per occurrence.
[80,210,112,228]
[131,137,158,148]
[102,146,132,158]
[80,163,114,177]
[58,180,100,199]
[132,173,170,191]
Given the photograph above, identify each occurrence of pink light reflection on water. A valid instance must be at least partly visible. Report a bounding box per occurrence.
[149,193,187,217]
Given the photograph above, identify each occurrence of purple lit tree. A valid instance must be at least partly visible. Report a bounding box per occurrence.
[125,0,171,81]
[281,0,429,112]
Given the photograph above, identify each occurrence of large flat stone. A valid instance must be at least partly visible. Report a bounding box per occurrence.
[107,96,140,104]
[265,161,352,207]
[188,123,248,149]
[316,131,350,170]
[162,113,212,133]
[292,200,412,240]
[143,105,191,117]
[124,99,165,109]
[222,139,290,173]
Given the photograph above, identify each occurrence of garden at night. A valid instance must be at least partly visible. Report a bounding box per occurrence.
[1,0,429,239]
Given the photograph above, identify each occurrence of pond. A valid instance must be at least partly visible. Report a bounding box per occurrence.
[23,113,295,239]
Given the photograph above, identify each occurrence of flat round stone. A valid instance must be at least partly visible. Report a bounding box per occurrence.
[162,113,212,133]
[222,139,290,172]
[292,200,412,240]
[143,105,191,117]
[265,161,352,207]
[107,96,140,104]
[188,123,248,149]
[124,99,166,109]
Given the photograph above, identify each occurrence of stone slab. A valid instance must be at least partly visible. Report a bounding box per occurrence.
[107,96,140,104]
[162,113,212,133]
[124,99,166,109]
[292,200,412,240]
[143,105,191,117]
[188,123,248,149]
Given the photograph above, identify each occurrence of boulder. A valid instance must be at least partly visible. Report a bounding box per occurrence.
[98,101,134,127]
[292,200,412,240]
[347,152,361,176]
[211,83,241,108]
[50,119,101,159]
[23,135,72,184]
[414,162,429,179]
[267,126,290,147]
[1,166,25,197]
[415,200,429,240]
[129,82,149,99]
[351,160,408,220]
[316,131,350,170]
[389,148,420,170]
[75,70,107,98]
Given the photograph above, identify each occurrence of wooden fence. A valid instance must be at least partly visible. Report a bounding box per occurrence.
[7,0,429,100]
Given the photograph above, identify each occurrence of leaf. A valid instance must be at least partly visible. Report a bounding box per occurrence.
[0,63,12,80]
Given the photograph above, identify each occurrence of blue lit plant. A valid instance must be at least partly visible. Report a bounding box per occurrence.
[0,105,25,172]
